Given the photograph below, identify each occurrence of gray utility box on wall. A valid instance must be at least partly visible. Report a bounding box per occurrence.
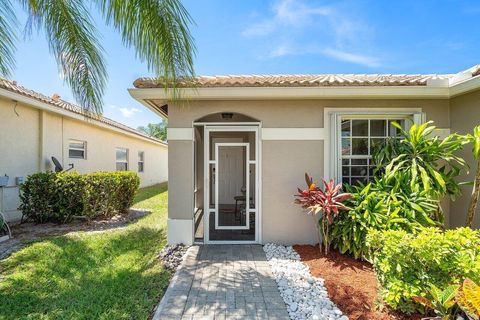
[0,175,8,187]
[0,186,22,223]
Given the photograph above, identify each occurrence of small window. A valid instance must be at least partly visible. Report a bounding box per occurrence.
[69,140,86,159]
[138,151,144,172]
[116,148,128,171]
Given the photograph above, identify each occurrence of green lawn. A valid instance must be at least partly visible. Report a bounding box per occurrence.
[0,184,170,320]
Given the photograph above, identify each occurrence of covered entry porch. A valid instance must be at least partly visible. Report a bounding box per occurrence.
[193,113,262,244]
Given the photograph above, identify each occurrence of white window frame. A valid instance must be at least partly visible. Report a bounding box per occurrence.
[324,108,425,183]
[138,151,145,173]
[116,147,129,171]
[68,139,87,159]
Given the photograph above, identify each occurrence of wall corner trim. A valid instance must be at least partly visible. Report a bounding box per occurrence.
[167,218,193,245]
[167,128,193,141]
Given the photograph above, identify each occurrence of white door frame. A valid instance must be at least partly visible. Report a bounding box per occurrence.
[203,125,261,244]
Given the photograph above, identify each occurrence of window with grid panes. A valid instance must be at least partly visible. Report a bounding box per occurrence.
[340,118,406,185]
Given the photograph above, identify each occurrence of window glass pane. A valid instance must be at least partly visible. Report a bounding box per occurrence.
[341,120,351,137]
[342,159,350,165]
[352,120,368,136]
[351,166,368,176]
[388,120,404,136]
[116,148,127,161]
[69,149,84,159]
[351,177,367,185]
[370,120,386,137]
[69,141,85,149]
[138,151,144,162]
[352,138,368,155]
[116,162,128,171]
[341,138,351,155]
[370,138,385,154]
[342,166,350,176]
[342,177,350,185]
[351,159,367,165]
[138,162,144,172]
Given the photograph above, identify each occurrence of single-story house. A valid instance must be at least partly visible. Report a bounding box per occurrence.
[129,65,480,245]
[0,79,168,223]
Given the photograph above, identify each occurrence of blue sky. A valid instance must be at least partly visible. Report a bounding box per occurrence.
[9,0,480,128]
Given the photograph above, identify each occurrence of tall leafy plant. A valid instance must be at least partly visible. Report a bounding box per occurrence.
[294,174,350,255]
[331,178,439,259]
[465,125,480,227]
[373,121,469,222]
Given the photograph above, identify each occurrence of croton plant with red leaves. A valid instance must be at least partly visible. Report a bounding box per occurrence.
[295,173,351,254]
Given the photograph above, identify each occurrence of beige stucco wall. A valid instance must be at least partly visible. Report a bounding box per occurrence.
[168,98,451,244]
[0,97,168,222]
[450,89,480,229]
[169,99,450,128]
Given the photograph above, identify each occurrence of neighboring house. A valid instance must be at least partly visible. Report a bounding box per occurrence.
[0,79,168,223]
[130,65,480,245]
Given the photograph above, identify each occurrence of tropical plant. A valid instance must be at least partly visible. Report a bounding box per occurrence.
[465,125,480,227]
[413,284,460,319]
[138,120,168,141]
[0,0,195,114]
[331,179,439,259]
[456,278,480,320]
[367,227,480,313]
[294,173,350,255]
[373,121,469,221]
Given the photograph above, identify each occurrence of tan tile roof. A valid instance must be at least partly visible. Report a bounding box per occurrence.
[134,73,456,88]
[0,78,166,146]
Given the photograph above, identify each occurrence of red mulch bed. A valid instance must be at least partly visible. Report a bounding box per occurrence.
[294,245,422,320]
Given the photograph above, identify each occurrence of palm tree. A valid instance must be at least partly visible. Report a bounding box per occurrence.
[0,0,195,114]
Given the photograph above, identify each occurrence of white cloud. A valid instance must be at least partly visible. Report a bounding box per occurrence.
[269,43,294,57]
[243,0,331,37]
[243,0,383,68]
[116,106,141,118]
[322,48,381,68]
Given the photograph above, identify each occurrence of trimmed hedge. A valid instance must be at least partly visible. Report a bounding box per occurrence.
[367,227,480,314]
[19,171,140,223]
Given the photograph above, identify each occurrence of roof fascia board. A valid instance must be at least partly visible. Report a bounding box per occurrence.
[129,86,451,102]
[128,88,168,120]
[449,76,480,97]
[0,88,167,148]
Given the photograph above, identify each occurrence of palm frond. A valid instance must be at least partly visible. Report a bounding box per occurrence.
[20,0,107,114]
[96,0,196,100]
[0,0,18,77]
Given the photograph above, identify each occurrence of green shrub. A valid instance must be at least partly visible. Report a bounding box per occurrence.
[20,171,140,223]
[55,172,86,221]
[366,227,480,314]
[19,172,58,223]
[331,179,439,259]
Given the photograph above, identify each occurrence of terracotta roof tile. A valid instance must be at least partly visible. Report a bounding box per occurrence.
[0,78,166,146]
[133,73,455,88]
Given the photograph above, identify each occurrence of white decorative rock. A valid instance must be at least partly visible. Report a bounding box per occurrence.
[263,243,348,320]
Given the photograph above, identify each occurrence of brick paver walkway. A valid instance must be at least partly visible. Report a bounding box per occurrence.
[153,245,290,320]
